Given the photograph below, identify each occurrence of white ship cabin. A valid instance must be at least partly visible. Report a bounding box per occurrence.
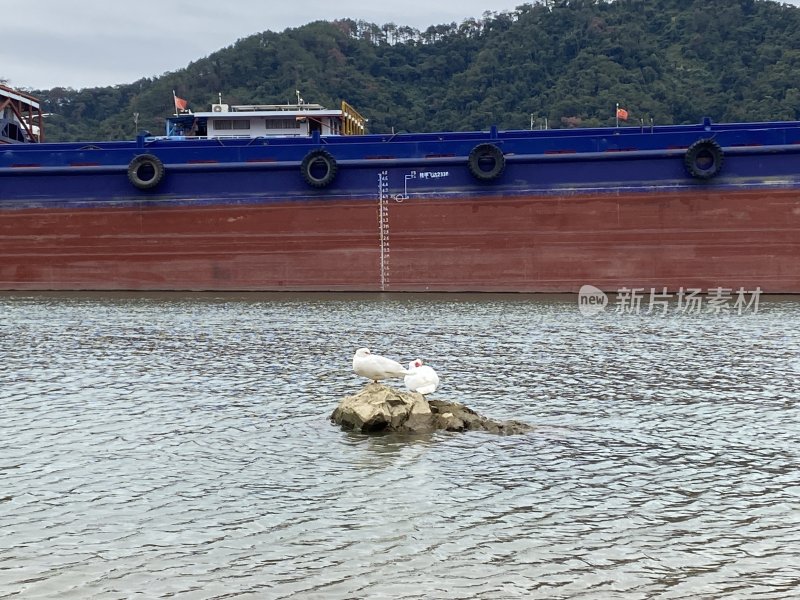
[165,99,366,139]
[0,84,44,143]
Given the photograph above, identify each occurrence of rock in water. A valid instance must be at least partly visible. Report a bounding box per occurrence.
[330,383,434,434]
[331,383,532,435]
[427,400,532,435]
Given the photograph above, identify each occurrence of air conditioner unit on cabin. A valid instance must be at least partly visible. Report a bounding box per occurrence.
[212,104,229,113]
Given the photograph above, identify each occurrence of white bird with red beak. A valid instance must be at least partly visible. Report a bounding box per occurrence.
[404,359,440,395]
[352,347,409,383]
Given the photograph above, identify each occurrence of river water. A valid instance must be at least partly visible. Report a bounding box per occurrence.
[1,292,798,599]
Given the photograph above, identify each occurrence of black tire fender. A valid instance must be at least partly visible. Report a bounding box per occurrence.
[128,154,165,190]
[684,139,724,180]
[301,150,338,188]
[468,143,506,181]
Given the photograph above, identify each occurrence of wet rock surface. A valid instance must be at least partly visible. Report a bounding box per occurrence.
[331,383,533,435]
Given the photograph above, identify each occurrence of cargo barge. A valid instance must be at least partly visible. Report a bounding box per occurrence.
[1,87,799,292]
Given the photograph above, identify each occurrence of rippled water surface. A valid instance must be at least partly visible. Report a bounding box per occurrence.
[1,292,799,599]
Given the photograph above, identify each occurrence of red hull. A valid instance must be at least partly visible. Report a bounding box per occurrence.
[1,189,799,292]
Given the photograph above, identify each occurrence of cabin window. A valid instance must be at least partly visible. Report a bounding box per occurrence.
[266,118,301,129]
[213,119,250,130]
[2,123,25,142]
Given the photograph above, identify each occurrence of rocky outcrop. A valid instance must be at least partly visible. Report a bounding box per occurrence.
[331,383,533,435]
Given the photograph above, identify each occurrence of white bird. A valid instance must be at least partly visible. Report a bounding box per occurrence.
[352,348,408,382]
[404,359,440,395]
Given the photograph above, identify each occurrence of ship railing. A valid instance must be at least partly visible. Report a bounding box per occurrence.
[341,101,367,136]
[158,132,321,142]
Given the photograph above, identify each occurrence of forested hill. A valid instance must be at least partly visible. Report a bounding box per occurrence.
[25,0,800,141]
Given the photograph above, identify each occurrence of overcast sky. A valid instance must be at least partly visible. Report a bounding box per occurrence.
[6,0,800,91]
[2,0,521,90]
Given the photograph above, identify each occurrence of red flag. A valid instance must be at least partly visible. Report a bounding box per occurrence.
[174,96,188,111]
[616,107,629,121]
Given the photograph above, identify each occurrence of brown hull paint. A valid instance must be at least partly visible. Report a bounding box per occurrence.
[1,189,799,292]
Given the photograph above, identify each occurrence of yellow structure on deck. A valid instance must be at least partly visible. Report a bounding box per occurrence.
[341,101,367,135]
